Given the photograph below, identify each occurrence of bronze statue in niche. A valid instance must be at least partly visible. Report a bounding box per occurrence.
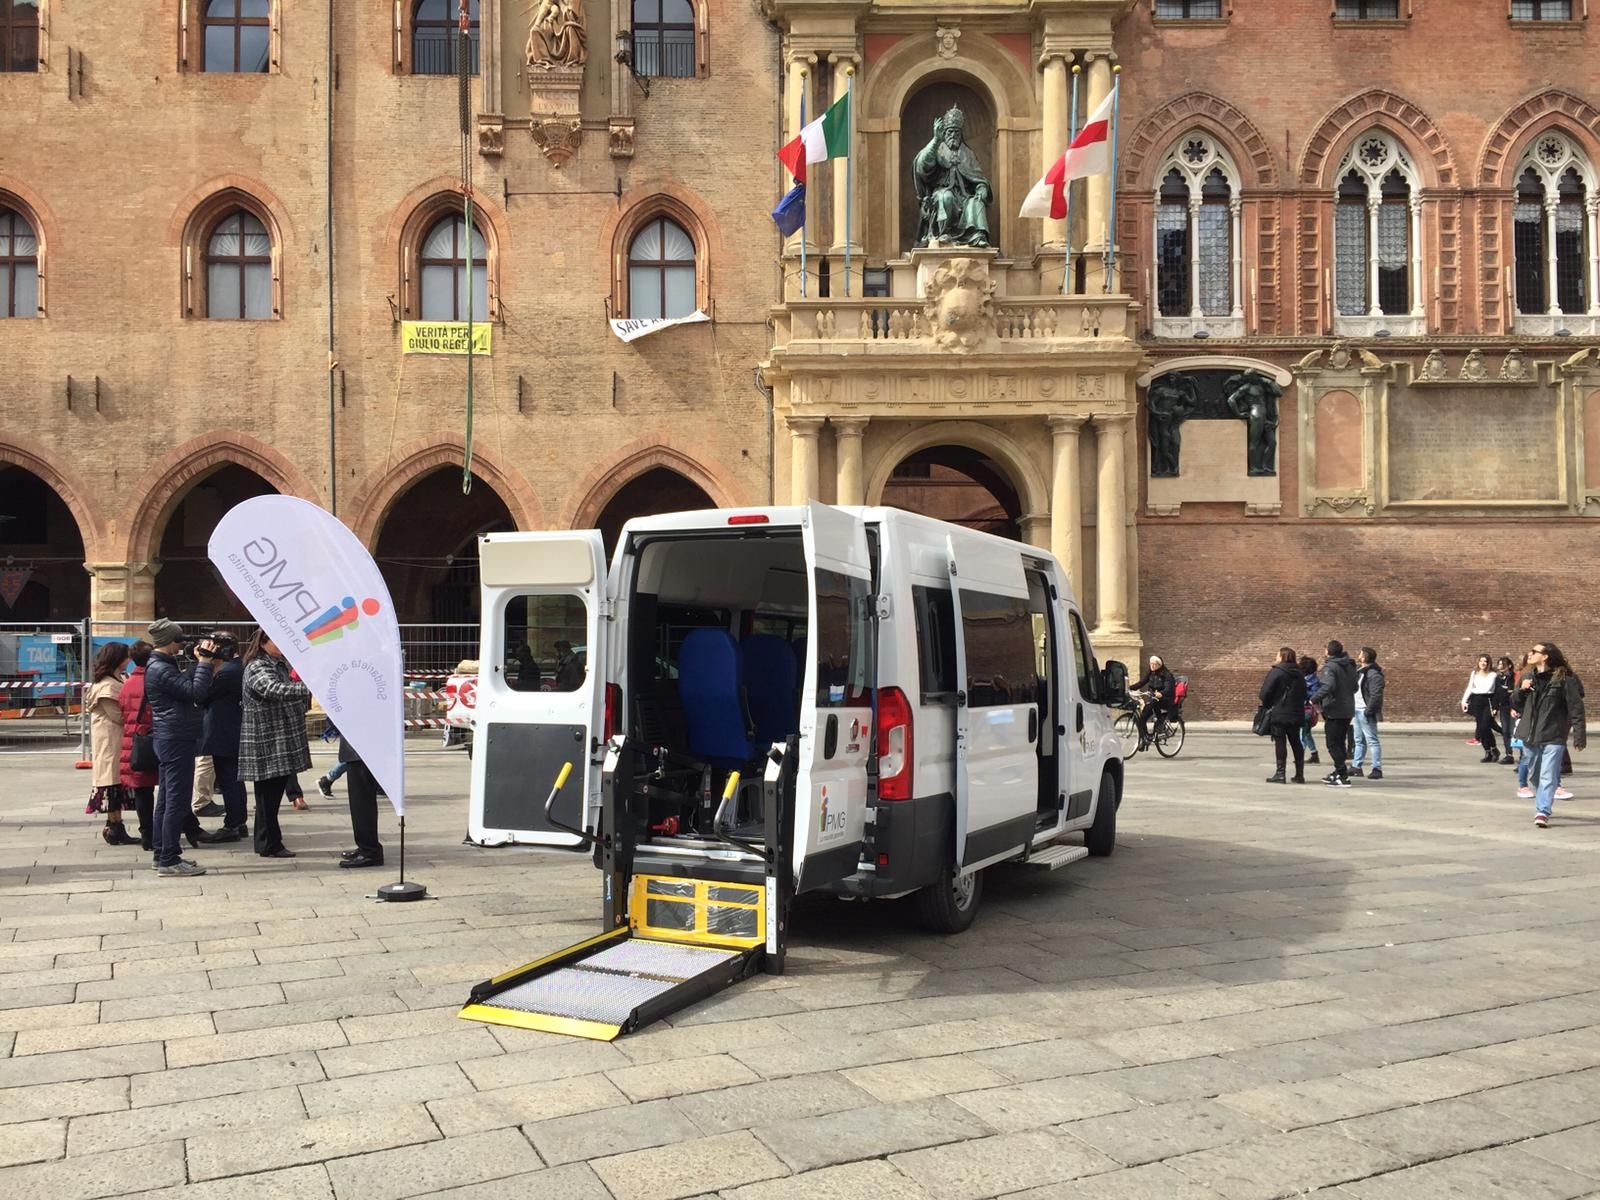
[1224,372,1282,477]
[912,107,993,248]
[1147,375,1199,477]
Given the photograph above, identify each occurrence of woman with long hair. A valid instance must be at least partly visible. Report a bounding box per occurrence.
[1260,647,1309,784]
[1297,655,1321,766]
[1519,641,1586,827]
[237,630,312,859]
[1461,653,1501,763]
[1492,655,1517,767]
[86,642,138,845]
[118,640,159,850]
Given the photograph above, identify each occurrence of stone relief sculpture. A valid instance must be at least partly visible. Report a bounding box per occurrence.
[1419,349,1446,381]
[526,0,587,69]
[1327,340,1353,371]
[912,107,993,249]
[1500,348,1529,382]
[922,257,996,353]
[1460,348,1487,381]
[1224,372,1282,477]
[1146,374,1199,478]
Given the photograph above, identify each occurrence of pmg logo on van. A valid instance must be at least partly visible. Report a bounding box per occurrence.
[817,784,849,844]
[304,596,382,645]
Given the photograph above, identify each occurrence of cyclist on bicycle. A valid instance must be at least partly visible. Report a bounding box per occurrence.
[1132,655,1177,748]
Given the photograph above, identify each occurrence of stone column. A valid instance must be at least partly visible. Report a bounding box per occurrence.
[86,561,159,624]
[1081,51,1114,291]
[788,416,824,504]
[1365,195,1382,317]
[1408,196,1424,318]
[1545,196,1563,315]
[1093,414,1132,635]
[1586,197,1600,315]
[1047,415,1085,598]
[1187,195,1203,319]
[1039,51,1070,249]
[1229,196,1244,319]
[832,417,868,506]
[830,54,860,283]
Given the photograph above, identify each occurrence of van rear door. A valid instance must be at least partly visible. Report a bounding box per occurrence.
[468,531,608,848]
[792,503,874,893]
[947,535,1037,869]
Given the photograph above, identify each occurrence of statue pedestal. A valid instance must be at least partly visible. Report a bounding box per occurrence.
[528,65,583,117]
[909,245,997,299]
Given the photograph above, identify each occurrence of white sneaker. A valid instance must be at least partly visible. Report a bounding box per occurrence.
[1555,788,1574,801]
[1517,787,1535,799]
[157,860,206,877]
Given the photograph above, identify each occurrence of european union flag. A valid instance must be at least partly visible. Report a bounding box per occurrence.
[771,183,806,237]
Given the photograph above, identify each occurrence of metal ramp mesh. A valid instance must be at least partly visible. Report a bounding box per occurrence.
[479,938,741,1027]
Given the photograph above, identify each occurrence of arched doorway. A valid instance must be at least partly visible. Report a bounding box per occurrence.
[899,77,997,252]
[155,464,277,619]
[0,464,89,620]
[880,445,1021,540]
[594,468,715,552]
[373,467,514,669]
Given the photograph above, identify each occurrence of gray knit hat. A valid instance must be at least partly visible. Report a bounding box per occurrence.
[147,619,185,648]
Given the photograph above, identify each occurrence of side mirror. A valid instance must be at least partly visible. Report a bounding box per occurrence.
[1101,660,1129,703]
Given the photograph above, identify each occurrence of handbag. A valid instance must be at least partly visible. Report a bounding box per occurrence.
[1252,706,1272,737]
[129,695,158,773]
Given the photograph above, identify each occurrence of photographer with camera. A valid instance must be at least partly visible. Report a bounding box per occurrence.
[144,620,218,877]
[196,634,249,844]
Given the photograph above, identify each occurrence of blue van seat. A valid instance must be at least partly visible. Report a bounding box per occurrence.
[741,634,799,746]
[677,629,754,766]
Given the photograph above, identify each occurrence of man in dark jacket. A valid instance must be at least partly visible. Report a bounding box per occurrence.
[197,642,248,844]
[1316,640,1358,788]
[337,736,385,869]
[1520,641,1586,828]
[145,620,216,876]
[1351,647,1385,781]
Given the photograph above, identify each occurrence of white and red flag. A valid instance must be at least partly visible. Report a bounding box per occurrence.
[1019,87,1116,220]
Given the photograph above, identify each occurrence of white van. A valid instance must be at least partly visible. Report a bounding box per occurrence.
[466,503,1127,936]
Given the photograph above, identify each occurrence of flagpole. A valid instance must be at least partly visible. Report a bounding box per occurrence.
[1064,63,1080,296]
[844,66,854,297]
[799,82,808,299]
[1103,67,1122,294]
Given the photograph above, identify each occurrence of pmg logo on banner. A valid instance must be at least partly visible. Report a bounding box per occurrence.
[304,596,383,646]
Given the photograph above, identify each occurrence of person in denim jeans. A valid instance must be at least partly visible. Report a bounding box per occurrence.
[1350,647,1384,780]
[1298,656,1322,765]
[1517,642,1586,828]
[143,620,218,876]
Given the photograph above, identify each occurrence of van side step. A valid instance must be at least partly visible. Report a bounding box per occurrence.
[1026,843,1090,871]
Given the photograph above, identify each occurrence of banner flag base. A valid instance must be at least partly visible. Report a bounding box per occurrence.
[376,816,429,903]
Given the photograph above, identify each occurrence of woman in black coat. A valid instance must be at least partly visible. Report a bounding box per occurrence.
[1260,647,1310,784]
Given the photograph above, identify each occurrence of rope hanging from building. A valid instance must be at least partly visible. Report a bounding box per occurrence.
[458,0,476,496]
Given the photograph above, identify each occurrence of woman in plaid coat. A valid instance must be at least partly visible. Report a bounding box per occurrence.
[239,631,312,859]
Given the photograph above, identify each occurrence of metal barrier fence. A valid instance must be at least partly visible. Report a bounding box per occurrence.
[0,620,484,752]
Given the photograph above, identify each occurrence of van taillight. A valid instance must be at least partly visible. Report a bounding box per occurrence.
[877,687,913,801]
[603,683,622,741]
[727,514,769,525]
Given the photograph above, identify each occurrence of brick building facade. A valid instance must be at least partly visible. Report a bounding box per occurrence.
[3,0,1599,716]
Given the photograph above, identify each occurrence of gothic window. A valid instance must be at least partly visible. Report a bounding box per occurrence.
[0,206,39,318]
[1334,0,1399,16]
[1511,131,1595,319]
[631,0,695,78]
[411,0,478,76]
[1511,1,1571,19]
[1331,131,1420,327]
[627,217,696,319]
[1154,0,1222,16]
[201,0,269,73]
[1,0,38,72]
[204,210,272,319]
[419,213,489,321]
[1151,133,1240,334]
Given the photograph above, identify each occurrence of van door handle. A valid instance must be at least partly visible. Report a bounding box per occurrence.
[823,713,838,759]
[1075,702,1084,733]
[1027,709,1038,744]
[955,690,967,708]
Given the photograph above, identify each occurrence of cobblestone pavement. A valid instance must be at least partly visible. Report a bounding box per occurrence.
[2,732,1598,1200]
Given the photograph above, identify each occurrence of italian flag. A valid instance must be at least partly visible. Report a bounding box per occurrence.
[778,92,849,184]
[1019,88,1116,220]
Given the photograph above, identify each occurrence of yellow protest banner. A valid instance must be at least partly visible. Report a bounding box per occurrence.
[401,322,493,355]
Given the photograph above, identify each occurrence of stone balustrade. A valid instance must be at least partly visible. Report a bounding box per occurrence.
[773,296,1137,347]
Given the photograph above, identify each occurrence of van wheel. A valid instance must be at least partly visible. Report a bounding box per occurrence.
[915,863,984,934]
[1085,774,1117,857]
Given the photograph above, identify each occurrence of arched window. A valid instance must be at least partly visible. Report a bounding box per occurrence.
[1332,131,1422,334]
[204,209,272,320]
[411,0,478,76]
[1151,133,1241,337]
[631,0,695,78]
[201,0,270,73]
[1512,131,1597,325]
[2,0,40,73]
[420,214,489,321]
[627,216,696,319]
[0,206,39,318]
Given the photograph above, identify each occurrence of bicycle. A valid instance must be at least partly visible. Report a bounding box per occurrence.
[1113,679,1188,760]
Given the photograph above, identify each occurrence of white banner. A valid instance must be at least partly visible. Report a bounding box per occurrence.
[608,309,710,343]
[207,497,406,817]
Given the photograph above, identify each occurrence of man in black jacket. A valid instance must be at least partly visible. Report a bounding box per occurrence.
[145,620,216,876]
[197,641,248,844]
[337,736,385,869]
[1316,640,1358,788]
[1351,647,1385,781]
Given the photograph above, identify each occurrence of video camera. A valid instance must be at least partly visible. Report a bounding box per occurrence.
[182,631,238,660]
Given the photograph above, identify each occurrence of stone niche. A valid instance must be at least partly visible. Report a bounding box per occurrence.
[1139,364,1287,517]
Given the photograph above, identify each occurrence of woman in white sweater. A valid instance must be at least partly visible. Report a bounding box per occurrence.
[1461,654,1501,763]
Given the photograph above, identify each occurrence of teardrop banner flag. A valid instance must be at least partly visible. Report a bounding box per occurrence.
[207,496,406,816]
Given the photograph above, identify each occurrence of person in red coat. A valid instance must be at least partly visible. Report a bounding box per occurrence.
[118,641,203,854]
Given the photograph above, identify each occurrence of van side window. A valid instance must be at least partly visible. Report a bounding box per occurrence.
[813,569,869,707]
[1069,611,1100,702]
[912,584,957,700]
[958,589,1038,707]
[503,594,588,692]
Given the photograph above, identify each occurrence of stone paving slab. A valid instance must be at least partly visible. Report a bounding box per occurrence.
[0,734,1598,1199]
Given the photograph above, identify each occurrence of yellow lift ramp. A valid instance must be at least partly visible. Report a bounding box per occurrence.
[462,763,788,1041]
